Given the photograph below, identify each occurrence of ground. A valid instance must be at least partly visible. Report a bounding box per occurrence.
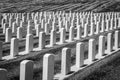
[0,0,120,12]
[83,51,120,80]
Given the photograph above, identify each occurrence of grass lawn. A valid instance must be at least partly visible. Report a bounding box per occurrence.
[83,51,120,80]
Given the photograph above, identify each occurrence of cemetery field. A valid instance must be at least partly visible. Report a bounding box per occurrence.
[1,0,120,80]
[0,0,120,12]
[0,31,119,80]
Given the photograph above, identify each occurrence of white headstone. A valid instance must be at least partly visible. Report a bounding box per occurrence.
[36,24,41,37]
[27,21,32,35]
[76,25,82,40]
[0,69,7,80]
[39,32,46,50]
[43,54,54,80]
[98,35,105,57]
[105,20,109,31]
[113,30,120,50]
[20,60,33,80]
[69,27,74,42]
[3,23,7,34]
[65,21,69,32]
[10,38,19,57]
[76,42,85,68]
[27,13,30,21]
[118,18,120,28]
[83,24,88,37]
[114,18,117,29]
[95,21,100,34]
[0,41,3,60]
[25,34,33,53]
[50,30,56,47]
[8,18,12,28]
[60,28,66,44]
[45,23,49,35]
[88,39,96,62]
[89,22,94,36]
[17,27,23,40]
[110,19,113,30]
[1,19,4,28]
[52,23,56,31]
[106,33,112,54]
[101,20,105,32]
[5,28,12,42]
[12,22,17,34]
[41,19,45,29]
[58,21,63,32]
[61,48,71,76]
[15,16,19,26]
